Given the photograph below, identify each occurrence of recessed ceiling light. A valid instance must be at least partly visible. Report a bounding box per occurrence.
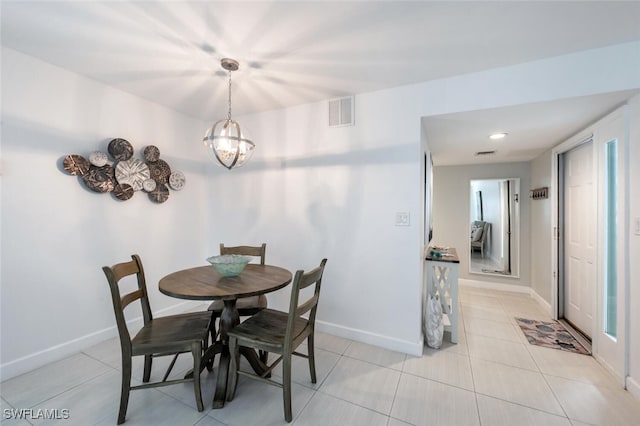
[489,132,508,140]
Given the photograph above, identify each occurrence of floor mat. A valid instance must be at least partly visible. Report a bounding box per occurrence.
[515,317,590,355]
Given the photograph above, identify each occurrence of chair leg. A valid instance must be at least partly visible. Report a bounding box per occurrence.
[118,357,132,425]
[307,334,317,384]
[259,350,269,364]
[283,353,293,422]
[206,316,218,372]
[209,316,217,344]
[192,342,204,412]
[226,337,240,401]
[143,355,152,382]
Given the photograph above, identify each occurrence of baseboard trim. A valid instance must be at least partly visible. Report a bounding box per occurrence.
[592,352,626,387]
[530,289,552,313]
[626,376,640,401]
[315,320,423,357]
[0,301,205,381]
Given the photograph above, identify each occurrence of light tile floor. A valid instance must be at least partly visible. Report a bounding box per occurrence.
[2,286,640,425]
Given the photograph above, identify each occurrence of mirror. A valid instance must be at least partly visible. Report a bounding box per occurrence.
[469,178,520,277]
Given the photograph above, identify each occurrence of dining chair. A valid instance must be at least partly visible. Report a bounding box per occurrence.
[226,258,328,422]
[207,244,268,347]
[103,254,211,424]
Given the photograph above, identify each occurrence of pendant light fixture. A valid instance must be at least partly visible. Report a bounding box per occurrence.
[203,58,255,170]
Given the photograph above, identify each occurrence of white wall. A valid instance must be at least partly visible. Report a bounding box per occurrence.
[433,163,531,288]
[2,40,639,381]
[530,149,553,303]
[203,92,425,354]
[0,48,211,379]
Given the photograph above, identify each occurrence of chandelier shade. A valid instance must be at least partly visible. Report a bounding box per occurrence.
[203,118,255,170]
[204,58,255,170]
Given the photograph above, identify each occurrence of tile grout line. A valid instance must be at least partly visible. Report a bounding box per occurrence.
[504,295,574,423]
[386,353,406,424]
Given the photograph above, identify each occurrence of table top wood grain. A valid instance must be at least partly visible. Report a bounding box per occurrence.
[159,264,292,301]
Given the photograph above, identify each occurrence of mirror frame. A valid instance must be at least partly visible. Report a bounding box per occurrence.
[469,178,520,278]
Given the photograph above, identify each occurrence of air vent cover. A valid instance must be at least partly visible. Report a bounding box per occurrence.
[329,96,354,127]
[475,150,496,156]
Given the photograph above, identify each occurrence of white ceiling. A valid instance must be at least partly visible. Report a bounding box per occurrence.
[423,89,640,166]
[2,1,640,165]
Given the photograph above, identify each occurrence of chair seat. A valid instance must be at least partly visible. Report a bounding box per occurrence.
[207,294,267,316]
[227,308,309,350]
[131,311,211,356]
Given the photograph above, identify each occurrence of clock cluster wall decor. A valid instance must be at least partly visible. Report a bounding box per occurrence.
[62,139,186,203]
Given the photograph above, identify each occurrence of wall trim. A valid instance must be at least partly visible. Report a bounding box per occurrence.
[530,289,552,314]
[627,376,640,401]
[0,301,205,381]
[316,320,423,357]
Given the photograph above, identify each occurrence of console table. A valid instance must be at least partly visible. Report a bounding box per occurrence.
[424,247,460,344]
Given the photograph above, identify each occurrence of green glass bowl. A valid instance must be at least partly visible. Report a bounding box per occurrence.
[206,254,250,277]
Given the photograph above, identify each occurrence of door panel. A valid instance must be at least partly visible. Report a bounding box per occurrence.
[563,141,594,337]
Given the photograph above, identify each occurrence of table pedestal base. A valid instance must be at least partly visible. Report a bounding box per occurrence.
[204,344,268,408]
[206,298,271,409]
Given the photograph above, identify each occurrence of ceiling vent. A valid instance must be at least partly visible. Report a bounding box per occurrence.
[329,96,354,127]
[475,150,496,156]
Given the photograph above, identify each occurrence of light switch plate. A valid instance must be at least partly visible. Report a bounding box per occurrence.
[635,217,640,236]
[395,212,410,226]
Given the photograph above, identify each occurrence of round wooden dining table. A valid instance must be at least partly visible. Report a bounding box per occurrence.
[159,263,292,409]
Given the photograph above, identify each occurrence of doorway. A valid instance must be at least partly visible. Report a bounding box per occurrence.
[553,106,628,386]
[559,140,595,339]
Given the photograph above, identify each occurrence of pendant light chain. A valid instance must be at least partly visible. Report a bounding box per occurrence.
[227,70,233,121]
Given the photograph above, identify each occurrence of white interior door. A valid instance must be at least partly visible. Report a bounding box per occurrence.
[563,141,595,337]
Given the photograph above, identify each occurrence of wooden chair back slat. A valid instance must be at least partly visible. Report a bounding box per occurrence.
[295,294,319,318]
[220,243,266,265]
[286,259,327,344]
[120,289,144,310]
[103,254,153,347]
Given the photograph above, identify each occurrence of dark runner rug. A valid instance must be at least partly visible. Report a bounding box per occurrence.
[515,317,590,355]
